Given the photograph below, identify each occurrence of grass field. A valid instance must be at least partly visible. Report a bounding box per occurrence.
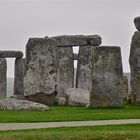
[0,104,140,123]
[0,124,140,140]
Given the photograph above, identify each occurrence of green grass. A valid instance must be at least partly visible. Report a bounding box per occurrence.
[0,104,140,123]
[0,124,140,140]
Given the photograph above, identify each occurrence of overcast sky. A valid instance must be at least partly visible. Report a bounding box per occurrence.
[0,0,139,77]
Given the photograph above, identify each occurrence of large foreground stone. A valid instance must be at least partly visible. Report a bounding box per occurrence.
[0,98,49,111]
[65,88,89,106]
[76,45,97,90]
[14,58,25,96]
[0,58,7,99]
[129,31,140,104]
[51,35,101,46]
[90,46,123,107]
[24,38,58,105]
[0,51,23,58]
[57,47,74,98]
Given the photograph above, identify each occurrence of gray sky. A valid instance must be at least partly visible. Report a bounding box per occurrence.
[0,0,139,77]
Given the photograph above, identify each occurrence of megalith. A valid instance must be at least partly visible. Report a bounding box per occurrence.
[14,58,25,97]
[0,58,7,99]
[123,76,129,100]
[51,35,101,47]
[76,45,96,91]
[90,46,123,107]
[24,38,58,105]
[57,46,74,98]
[129,31,140,104]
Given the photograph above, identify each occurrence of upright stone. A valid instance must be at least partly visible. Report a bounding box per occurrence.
[24,38,58,105]
[90,46,123,107]
[0,58,7,99]
[129,31,140,105]
[123,76,129,100]
[14,58,25,97]
[57,46,74,98]
[76,45,96,91]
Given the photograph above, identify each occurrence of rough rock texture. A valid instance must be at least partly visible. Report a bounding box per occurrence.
[0,98,49,111]
[90,46,123,107]
[57,47,74,98]
[0,51,23,58]
[129,31,140,105]
[24,38,58,105]
[134,17,140,31]
[65,88,89,106]
[73,53,78,60]
[123,76,129,99]
[0,58,7,99]
[14,58,25,96]
[76,45,96,90]
[58,97,66,105]
[25,92,57,105]
[51,35,101,46]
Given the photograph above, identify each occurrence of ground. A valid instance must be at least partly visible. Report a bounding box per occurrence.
[0,124,140,140]
[0,104,140,123]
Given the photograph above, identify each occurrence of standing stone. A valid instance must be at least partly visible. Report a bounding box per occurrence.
[129,31,140,105]
[0,58,7,99]
[24,38,58,105]
[90,46,123,107]
[123,76,129,100]
[14,58,25,98]
[57,46,74,98]
[76,45,96,91]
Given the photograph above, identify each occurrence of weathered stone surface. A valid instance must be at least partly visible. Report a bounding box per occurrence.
[57,47,74,98]
[0,58,7,99]
[51,35,101,46]
[14,58,25,96]
[76,45,96,90]
[129,31,140,105]
[58,97,66,105]
[123,76,129,99]
[65,88,89,106]
[0,51,23,58]
[25,92,57,105]
[0,98,49,111]
[90,46,123,107]
[73,53,78,60]
[134,17,140,31]
[24,38,58,105]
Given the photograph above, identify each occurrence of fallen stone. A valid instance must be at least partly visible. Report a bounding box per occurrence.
[0,98,49,111]
[0,58,7,99]
[90,46,123,107]
[24,38,58,105]
[57,46,74,98]
[51,35,101,46]
[25,92,57,106]
[134,17,140,31]
[0,51,23,58]
[129,31,140,105]
[65,88,89,107]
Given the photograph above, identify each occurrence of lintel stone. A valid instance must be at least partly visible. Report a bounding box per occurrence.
[0,51,23,58]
